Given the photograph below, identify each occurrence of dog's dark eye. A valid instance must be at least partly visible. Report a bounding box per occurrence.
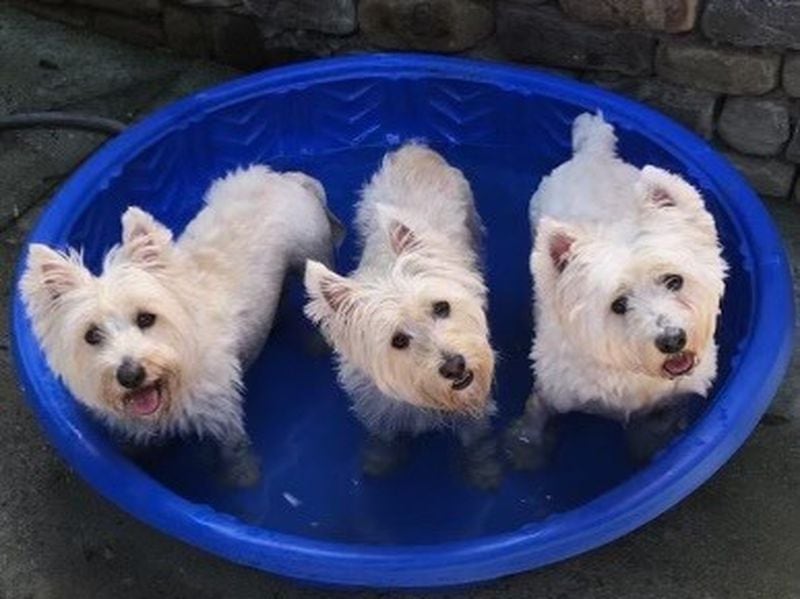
[84,325,103,346]
[432,301,450,319]
[136,311,156,329]
[391,332,411,350]
[663,274,683,292]
[611,296,628,315]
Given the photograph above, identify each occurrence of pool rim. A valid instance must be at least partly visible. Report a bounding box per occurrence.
[10,53,794,588]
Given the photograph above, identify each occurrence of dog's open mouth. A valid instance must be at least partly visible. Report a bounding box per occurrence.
[662,352,696,378]
[123,380,163,417]
[451,370,475,391]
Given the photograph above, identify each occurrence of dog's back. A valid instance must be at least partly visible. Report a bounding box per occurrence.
[177,165,340,363]
[356,143,478,254]
[180,166,338,270]
[531,113,640,230]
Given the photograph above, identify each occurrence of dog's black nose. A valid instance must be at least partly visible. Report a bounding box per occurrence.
[439,353,466,380]
[655,328,687,354]
[117,358,146,389]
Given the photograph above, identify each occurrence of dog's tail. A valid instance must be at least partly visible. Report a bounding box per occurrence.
[284,171,346,250]
[572,112,617,158]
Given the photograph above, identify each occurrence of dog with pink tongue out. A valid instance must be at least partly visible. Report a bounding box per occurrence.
[19,164,342,486]
[506,113,728,469]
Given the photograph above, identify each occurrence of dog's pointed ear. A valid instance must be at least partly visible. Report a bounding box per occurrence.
[375,205,420,256]
[304,260,357,320]
[539,218,577,274]
[638,166,705,213]
[120,207,173,270]
[387,219,419,255]
[20,244,90,308]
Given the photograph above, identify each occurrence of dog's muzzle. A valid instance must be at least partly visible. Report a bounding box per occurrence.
[662,351,696,378]
[438,353,474,390]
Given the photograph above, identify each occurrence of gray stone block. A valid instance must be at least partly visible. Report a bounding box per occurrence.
[585,75,718,139]
[656,41,780,95]
[177,0,242,7]
[784,53,800,97]
[163,4,210,58]
[702,0,800,50]
[723,152,796,199]
[359,0,493,53]
[74,0,161,16]
[204,12,267,70]
[718,98,790,157]
[245,0,356,35]
[258,28,371,65]
[461,37,510,62]
[585,72,640,93]
[497,3,654,75]
[635,79,718,139]
[93,12,165,47]
[559,0,699,33]
[786,125,800,164]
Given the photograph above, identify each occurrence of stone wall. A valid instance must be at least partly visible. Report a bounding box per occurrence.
[11,0,800,202]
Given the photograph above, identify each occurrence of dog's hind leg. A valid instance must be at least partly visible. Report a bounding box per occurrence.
[218,431,261,488]
[458,416,503,491]
[625,394,697,464]
[361,434,409,478]
[504,393,553,471]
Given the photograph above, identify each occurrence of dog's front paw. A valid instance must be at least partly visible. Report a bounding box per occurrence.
[504,418,550,472]
[626,398,694,463]
[462,437,503,491]
[220,446,262,488]
[361,436,407,478]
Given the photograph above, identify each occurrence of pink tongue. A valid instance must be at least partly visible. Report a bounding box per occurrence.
[664,354,693,376]
[126,386,160,416]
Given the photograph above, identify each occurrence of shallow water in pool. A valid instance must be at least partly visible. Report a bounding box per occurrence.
[73,142,744,545]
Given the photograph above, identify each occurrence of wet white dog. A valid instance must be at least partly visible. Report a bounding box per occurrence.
[508,113,727,468]
[20,165,341,485]
[304,143,499,488]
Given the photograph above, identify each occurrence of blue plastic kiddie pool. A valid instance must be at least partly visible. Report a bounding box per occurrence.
[11,55,794,588]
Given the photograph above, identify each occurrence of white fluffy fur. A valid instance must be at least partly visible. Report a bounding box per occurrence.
[304,143,496,442]
[526,113,728,423]
[20,165,339,453]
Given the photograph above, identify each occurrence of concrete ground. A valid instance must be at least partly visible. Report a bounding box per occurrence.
[1,5,798,598]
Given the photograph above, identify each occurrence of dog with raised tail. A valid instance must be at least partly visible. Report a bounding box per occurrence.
[507,112,728,469]
[20,165,343,486]
[304,143,500,488]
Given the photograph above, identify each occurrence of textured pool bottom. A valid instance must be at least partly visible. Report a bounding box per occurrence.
[11,55,793,587]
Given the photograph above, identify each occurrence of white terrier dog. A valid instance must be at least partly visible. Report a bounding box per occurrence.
[20,165,341,484]
[304,143,499,487]
[508,113,727,468]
